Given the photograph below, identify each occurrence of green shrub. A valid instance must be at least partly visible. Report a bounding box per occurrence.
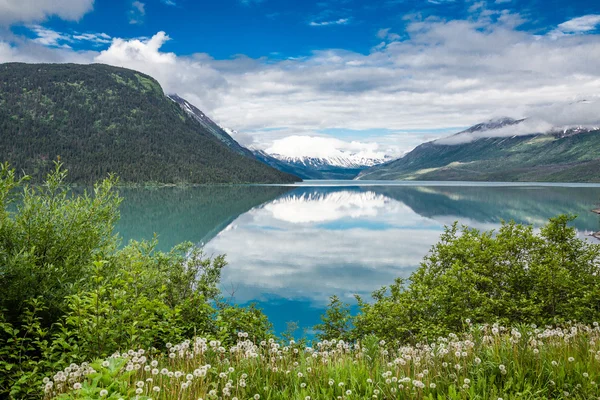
[352,216,600,344]
[0,164,273,398]
[0,162,121,326]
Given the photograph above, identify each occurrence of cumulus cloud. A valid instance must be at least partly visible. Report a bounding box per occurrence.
[266,135,391,159]
[3,12,600,153]
[0,0,94,26]
[94,32,227,111]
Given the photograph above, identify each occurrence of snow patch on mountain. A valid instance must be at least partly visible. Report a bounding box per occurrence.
[264,135,392,169]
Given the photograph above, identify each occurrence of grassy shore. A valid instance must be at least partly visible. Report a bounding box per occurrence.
[44,322,600,400]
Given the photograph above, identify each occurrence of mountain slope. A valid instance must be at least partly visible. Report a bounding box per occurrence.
[358,122,600,182]
[167,94,255,158]
[0,63,299,184]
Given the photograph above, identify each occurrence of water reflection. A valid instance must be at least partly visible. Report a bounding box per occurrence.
[117,184,600,334]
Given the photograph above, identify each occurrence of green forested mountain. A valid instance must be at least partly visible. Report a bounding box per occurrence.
[0,63,299,184]
[358,125,600,182]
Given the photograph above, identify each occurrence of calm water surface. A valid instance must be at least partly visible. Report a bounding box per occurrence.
[116,181,600,335]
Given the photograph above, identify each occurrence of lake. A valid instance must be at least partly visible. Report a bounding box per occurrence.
[116,181,600,336]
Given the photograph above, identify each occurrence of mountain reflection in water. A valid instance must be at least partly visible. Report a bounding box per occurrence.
[117,183,600,334]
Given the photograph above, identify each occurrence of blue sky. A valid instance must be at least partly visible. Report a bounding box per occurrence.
[1,0,600,157]
[11,0,600,58]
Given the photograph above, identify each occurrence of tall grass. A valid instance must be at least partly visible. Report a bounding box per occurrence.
[44,322,600,399]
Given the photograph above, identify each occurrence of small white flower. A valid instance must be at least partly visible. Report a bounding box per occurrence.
[99,389,108,397]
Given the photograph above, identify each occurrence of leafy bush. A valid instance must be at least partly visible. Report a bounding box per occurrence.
[0,162,121,326]
[0,164,274,398]
[352,216,600,343]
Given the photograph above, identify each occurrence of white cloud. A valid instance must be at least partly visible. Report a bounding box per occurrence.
[265,135,392,159]
[129,1,146,25]
[376,28,400,42]
[72,32,112,45]
[557,15,600,33]
[26,26,111,48]
[437,99,600,144]
[28,25,72,48]
[3,13,600,153]
[0,0,94,26]
[206,190,441,304]
[263,191,395,223]
[309,18,349,26]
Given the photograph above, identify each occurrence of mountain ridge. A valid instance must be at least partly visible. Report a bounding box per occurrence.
[358,119,600,182]
[250,148,391,180]
[0,63,299,184]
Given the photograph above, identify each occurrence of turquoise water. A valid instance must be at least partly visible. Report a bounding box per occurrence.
[115,181,600,335]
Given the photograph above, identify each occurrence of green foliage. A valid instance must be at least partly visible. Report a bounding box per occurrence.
[314,295,353,342]
[0,164,274,398]
[352,215,600,344]
[0,63,298,184]
[0,162,121,325]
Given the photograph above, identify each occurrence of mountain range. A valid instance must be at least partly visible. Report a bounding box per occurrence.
[167,94,389,179]
[250,149,390,180]
[0,63,299,184]
[2,62,599,183]
[358,118,600,182]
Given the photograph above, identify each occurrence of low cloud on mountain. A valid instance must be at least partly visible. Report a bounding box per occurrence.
[265,135,390,160]
[437,100,600,145]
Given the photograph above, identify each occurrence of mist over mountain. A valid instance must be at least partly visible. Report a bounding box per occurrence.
[358,115,600,182]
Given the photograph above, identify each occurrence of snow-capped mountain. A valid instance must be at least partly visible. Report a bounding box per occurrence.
[250,148,392,180]
[168,93,392,180]
[267,152,391,169]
